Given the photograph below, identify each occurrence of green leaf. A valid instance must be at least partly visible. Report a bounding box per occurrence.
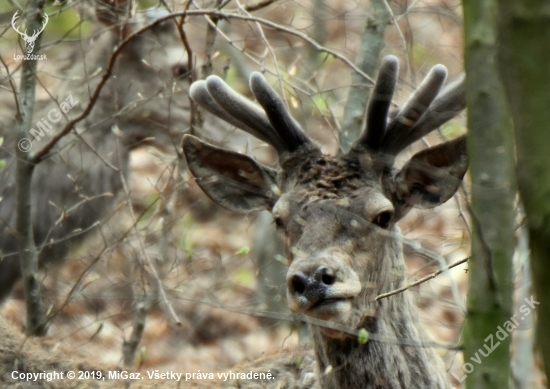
[236,246,250,255]
[275,254,289,266]
[358,328,369,345]
[89,322,104,340]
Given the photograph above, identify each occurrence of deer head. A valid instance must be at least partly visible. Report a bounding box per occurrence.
[183,56,467,340]
[61,1,192,151]
[11,11,48,54]
[0,2,193,302]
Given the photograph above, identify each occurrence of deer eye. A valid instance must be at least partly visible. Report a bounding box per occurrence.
[172,64,189,78]
[373,211,393,229]
[274,216,285,229]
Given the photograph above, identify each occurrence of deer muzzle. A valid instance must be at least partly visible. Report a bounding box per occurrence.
[286,255,362,319]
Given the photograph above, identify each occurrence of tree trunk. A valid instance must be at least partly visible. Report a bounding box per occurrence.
[462,0,516,387]
[15,0,47,337]
[496,1,550,381]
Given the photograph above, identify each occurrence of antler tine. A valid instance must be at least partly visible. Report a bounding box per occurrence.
[386,74,465,155]
[352,55,399,152]
[249,72,315,153]
[381,64,448,154]
[200,76,288,154]
[190,80,286,153]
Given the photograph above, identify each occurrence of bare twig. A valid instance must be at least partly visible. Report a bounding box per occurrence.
[244,0,278,13]
[123,278,156,367]
[382,0,411,77]
[160,0,197,141]
[376,257,469,301]
[43,196,165,326]
[168,289,461,350]
[31,8,373,164]
[235,0,288,107]
[201,0,223,79]
[116,141,181,327]
[0,55,21,117]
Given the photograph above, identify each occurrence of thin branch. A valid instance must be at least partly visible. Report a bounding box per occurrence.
[123,287,156,366]
[116,141,181,327]
[168,289,462,350]
[160,0,197,141]
[382,0,411,77]
[201,0,222,80]
[235,0,288,107]
[31,8,373,163]
[244,0,278,13]
[0,55,21,117]
[43,197,164,325]
[376,256,469,301]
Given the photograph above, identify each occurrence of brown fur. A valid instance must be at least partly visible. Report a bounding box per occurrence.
[274,153,452,389]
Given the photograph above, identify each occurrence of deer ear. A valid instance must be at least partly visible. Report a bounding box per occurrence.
[96,0,129,25]
[183,135,279,212]
[394,135,467,209]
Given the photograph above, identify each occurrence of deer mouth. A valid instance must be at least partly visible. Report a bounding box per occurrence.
[306,297,354,318]
[311,297,350,309]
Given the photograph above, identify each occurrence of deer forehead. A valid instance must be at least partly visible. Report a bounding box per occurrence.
[281,152,391,201]
[283,154,363,194]
[273,180,393,226]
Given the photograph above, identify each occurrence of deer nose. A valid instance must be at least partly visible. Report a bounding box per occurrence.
[289,266,337,303]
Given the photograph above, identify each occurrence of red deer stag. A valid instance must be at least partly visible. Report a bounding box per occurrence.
[0,3,191,302]
[183,56,466,388]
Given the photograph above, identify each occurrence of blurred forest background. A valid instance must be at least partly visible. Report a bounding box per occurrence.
[0,0,545,387]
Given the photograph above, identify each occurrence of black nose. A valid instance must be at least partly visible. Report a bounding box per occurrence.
[289,266,337,303]
[290,272,309,295]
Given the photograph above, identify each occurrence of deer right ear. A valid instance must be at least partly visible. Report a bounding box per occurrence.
[394,135,468,209]
[183,135,280,212]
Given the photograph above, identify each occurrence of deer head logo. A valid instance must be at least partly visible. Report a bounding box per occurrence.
[11,11,48,54]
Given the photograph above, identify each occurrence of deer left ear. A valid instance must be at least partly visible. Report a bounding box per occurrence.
[183,135,280,212]
[394,135,468,209]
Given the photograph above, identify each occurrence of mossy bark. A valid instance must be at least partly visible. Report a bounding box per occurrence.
[462,0,516,387]
[496,1,550,381]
